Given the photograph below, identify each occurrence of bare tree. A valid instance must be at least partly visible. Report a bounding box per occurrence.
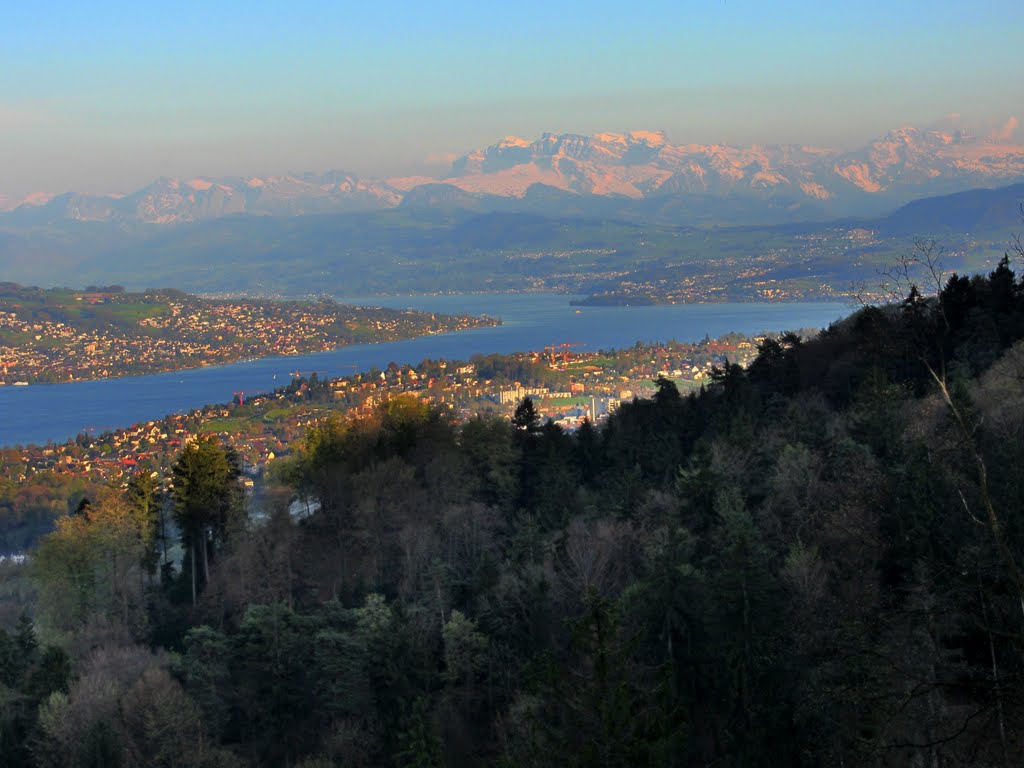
[852,237,949,316]
[1008,203,1024,270]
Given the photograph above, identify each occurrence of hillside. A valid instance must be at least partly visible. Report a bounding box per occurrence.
[5,256,1024,766]
[876,182,1024,235]
[1,182,1021,302]
[0,284,496,383]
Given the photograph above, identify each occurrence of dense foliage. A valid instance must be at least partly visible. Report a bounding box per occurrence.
[5,256,1024,766]
[0,464,95,554]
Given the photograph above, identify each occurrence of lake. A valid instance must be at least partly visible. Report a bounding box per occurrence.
[0,293,849,447]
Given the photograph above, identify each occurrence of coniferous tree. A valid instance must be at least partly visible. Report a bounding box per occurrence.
[170,436,243,606]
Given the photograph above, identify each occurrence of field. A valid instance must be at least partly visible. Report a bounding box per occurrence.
[0,286,171,333]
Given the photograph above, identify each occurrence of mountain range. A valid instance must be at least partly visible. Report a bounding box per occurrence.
[4,123,1023,227]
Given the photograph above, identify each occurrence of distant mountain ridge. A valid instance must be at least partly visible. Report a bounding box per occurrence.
[1,179,1022,299]
[438,126,1024,203]
[3,122,1023,226]
[3,173,403,226]
[875,182,1024,236]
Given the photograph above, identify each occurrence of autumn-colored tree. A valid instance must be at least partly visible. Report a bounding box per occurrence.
[31,488,153,636]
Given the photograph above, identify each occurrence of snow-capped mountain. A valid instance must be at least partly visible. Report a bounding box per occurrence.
[5,121,1023,225]
[5,173,403,225]
[436,126,1024,203]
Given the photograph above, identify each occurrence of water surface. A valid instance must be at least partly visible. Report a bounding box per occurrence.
[0,294,848,447]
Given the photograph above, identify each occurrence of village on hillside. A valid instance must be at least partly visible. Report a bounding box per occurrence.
[0,285,497,384]
[0,333,768,544]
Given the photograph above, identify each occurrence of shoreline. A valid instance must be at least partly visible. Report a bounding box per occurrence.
[0,319,501,387]
[0,297,848,448]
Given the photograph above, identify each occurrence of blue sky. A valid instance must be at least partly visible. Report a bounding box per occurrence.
[2,0,1022,196]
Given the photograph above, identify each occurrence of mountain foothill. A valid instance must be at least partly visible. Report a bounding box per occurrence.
[1,121,1022,302]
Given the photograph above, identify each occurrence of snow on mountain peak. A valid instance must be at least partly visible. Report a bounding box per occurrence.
[439,125,1024,201]
[6,120,1023,225]
[628,130,667,146]
[496,136,530,148]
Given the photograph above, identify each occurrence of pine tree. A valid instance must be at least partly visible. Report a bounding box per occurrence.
[170,436,243,605]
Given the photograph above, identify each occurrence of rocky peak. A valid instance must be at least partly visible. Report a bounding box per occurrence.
[5,119,1022,226]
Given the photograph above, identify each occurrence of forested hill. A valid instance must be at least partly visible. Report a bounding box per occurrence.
[5,254,1024,766]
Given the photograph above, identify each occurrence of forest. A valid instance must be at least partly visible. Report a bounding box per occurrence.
[3,251,1024,767]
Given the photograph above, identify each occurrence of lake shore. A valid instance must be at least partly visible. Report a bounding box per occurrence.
[0,294,848,447]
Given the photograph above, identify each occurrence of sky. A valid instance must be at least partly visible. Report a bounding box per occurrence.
[1,0,1022,197]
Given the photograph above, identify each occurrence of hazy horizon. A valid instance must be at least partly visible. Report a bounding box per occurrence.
[2,0,1022,198]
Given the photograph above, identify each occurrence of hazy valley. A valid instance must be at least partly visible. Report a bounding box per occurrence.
[1,179,1020,303]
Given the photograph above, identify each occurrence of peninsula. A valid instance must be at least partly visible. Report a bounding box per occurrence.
[0,284,498,384]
